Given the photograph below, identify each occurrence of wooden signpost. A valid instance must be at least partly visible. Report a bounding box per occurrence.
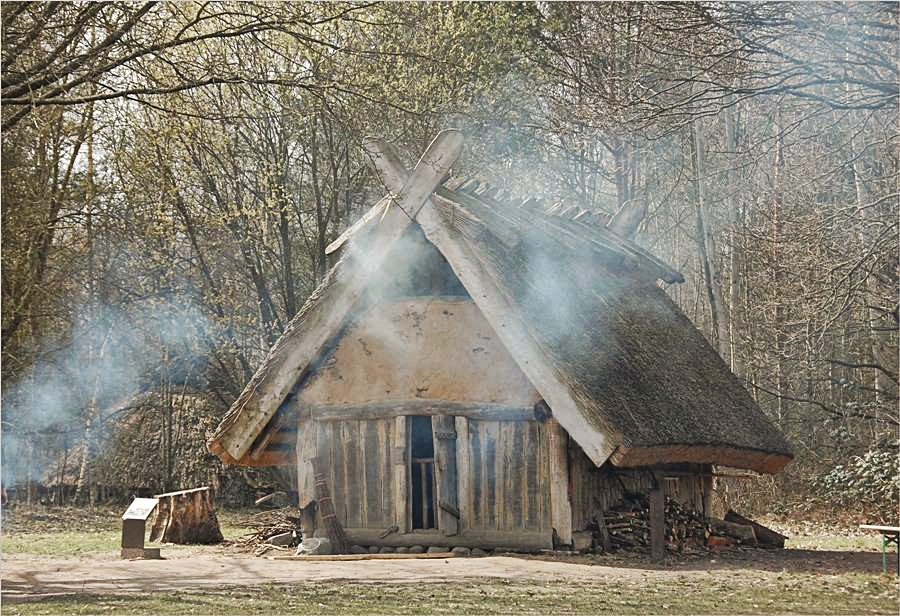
[121,497,160,559]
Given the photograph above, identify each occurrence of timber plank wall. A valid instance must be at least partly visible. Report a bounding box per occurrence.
[308,416,552,540]
[306,415,711,546]
[464,419,550,533]
[315,418,396,530]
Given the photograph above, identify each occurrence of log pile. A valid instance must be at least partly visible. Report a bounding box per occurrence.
[586,495,781,554]
[589,496,708,552]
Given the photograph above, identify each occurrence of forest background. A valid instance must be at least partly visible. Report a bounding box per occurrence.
[1,2,896,520]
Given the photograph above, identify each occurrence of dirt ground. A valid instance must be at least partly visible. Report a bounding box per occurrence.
[2,542,892,604]
[2,506,897,613]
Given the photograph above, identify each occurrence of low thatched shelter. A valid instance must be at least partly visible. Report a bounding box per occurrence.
[208,131,792,551]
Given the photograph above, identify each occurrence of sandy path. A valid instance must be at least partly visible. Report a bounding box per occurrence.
[2,546,886,604]
[1,554,622,602]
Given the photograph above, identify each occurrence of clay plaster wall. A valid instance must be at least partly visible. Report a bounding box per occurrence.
[299,298,540,406]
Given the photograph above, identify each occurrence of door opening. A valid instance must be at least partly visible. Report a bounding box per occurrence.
[409,416,436,530]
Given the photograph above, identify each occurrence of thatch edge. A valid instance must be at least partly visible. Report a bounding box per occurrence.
[611,444,793,475]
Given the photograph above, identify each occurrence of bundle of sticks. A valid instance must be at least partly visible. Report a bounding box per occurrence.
[232,508,303,553]
[236,507,304,531]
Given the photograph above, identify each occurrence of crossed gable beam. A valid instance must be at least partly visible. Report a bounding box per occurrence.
[209,130,612,467]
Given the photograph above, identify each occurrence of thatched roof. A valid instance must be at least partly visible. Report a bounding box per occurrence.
[208,168,792,475]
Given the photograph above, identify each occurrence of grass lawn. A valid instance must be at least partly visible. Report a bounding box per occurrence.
[5,576,898,615]
[0,506,254,557]
[787,534,884,551]
[0,529,121,557]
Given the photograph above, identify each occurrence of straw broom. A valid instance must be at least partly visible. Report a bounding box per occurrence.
[311,456,351,554]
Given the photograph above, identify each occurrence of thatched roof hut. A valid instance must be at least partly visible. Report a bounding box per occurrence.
[207,131,791,550]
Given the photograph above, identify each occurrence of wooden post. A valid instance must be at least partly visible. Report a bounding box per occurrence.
[455,417,470,532]
[702,471,713,518]
[296,417,318,538]
[548,419,572,547]
[391,416,407,533]
[650,486,665,561]
[432,416,459,536]
[296,416,316,509]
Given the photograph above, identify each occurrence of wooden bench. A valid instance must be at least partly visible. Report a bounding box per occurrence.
[859,525,900,575]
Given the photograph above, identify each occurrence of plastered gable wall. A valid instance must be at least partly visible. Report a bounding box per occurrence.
[299,297,541,407]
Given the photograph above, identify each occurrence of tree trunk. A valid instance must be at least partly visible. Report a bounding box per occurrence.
[149,487,223,544]
[725,99,746,377]
[771,118,786,424]
[74,100,98,506]
[690,118,728,356]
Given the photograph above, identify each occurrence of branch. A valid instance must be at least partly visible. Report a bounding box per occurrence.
[828,359,899,384]
[3,2,155,100]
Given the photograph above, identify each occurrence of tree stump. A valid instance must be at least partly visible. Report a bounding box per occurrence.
[149,486,223,544]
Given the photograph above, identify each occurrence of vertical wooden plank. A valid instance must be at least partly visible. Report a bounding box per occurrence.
[483,421,497,529]
[539,422,551,530]
[702,469,713,517]
[329,424,339,525]
[507,423,518,530]
[510,422,525,529]
[364,420,380,527]
[471,421,483,529]
[341,421,357,528]
[358,420,367,527]
[521,421,531,528]
[495,422,508,530]
[314,422,328,471]
[525,421,540,529]
[336,421,347,528]
[650,486,665,561]
[548,420,573,546]
[296,416,316,508]
[376,419,388,528]
[378,419,391,528]
[371,420,381,528]
[314,422,333,528]
[505,423,516,530]
[538,423,548,528]
[601,465,614,513]
[455,417,470,532]
[432,415,458,536]
[567,442,582,530]
[391,416,407,533]
[331,422,343,527]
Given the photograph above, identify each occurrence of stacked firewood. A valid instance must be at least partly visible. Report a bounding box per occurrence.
[665,498,711,550]
[233,508,303,555]
[588,496,776,553]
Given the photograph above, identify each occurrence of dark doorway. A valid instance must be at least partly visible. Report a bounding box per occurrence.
[410,416,436,530]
